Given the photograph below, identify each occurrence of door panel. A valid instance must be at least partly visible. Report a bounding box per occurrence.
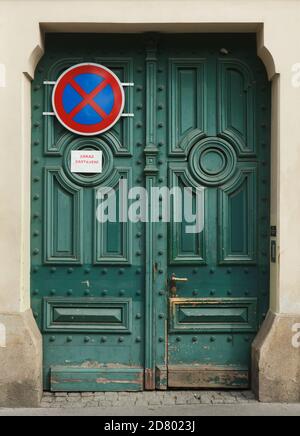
[44,168,83,264]
[169,164,207,265]
[169,59,206,154]
[31,35,146,391]
[218,60,256,155]
[162,35,270,389]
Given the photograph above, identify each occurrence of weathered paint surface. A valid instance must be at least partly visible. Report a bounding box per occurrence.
[51,366,143,392]
[155,366,168,390]
[168,365,249,389]
[31,35,147,391]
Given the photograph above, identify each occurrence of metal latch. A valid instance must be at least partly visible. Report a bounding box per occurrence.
[169,273,188,298]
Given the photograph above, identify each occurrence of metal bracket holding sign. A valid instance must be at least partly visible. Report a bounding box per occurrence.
[43,63,135,135]
[43,112,135,117]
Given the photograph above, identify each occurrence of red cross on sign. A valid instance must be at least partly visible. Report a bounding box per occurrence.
[52,63,125,136]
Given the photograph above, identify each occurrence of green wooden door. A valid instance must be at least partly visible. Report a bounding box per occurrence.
[160,35,270,389]
[31,34,270,392]
[31,35,147,391]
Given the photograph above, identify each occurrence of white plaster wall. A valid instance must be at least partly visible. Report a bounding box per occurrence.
[0,0,299,314]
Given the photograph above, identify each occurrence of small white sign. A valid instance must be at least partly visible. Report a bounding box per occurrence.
[71,150,102,174]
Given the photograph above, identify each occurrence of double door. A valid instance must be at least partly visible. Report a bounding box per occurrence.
[31,33,270,391]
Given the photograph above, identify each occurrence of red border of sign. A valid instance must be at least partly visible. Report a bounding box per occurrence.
[52,63,125,136]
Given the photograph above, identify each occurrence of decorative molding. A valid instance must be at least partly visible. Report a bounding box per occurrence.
[188,137,237,187]
[169,298,258,333]
[94,168,132,265]
[176,129,207,158]
[62,136,115,188]
[168,163,207,265]
[144,34,159,390]
[217,59,256,156]
[44,167,83,264]
[218,163,257,264]
[43,297,132,333]
[51,366,143,392]
[144,144,159,175]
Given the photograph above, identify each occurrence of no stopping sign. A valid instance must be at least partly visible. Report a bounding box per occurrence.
[52,63,125,136]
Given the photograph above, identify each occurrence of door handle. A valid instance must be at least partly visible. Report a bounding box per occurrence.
[169,273,188,298]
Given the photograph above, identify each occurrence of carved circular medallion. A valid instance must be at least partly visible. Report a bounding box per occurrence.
[189,138,237,186]
[63,137,114,187]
